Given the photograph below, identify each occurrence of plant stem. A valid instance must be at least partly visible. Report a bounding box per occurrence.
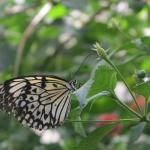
[87,91,110,103]
[66,118,140,123]
[93,43,150,124]
[112,94,142,119]
[13,2,52,76]
[106,58,143,114]
[144,96,150,117]
[112,94,150,124]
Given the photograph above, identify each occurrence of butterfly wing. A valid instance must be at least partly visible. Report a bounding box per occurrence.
[0,76,72,130]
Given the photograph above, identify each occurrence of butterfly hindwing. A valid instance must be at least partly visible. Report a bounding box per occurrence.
[0,76,74,130]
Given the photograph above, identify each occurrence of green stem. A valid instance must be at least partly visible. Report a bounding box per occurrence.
[66,118,140,123]
[106,58,143,114]
[86,91,110,105]
[112,93,142,119]
[93,43,150,123]
[144,96,150,117]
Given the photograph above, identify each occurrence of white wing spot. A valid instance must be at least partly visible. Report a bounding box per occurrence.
[13,89,22,97]
[14,79,24,82]
[22,120,27,125]
[20,101,26,107]
[29,118,33,124]
[10,82,19,86]
[9,82,26,93]
[25,114,30,119]
[33,122,38,128]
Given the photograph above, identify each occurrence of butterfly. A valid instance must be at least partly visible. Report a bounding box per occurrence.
[0,75,76,130]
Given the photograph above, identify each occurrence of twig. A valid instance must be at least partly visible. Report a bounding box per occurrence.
[66,118,140,123]
[13,2,52,76]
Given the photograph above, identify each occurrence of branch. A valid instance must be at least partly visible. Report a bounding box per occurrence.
[13,2,52,76]
[66,118,140,123]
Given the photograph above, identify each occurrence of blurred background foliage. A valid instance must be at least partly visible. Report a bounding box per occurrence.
[0,0,150,150]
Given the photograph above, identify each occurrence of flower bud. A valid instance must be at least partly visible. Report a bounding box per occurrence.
[92,42,108,60]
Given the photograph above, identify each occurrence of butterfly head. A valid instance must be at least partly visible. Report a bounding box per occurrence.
[69,80,77,92]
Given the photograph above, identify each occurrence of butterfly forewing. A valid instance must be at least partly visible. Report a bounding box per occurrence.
[0,76,75,130]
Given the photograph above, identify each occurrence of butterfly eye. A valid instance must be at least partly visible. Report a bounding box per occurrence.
[69,80,77,91]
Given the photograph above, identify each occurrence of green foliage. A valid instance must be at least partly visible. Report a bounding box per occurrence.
[74,64,116,108]
[75,124,115,150]
[48,4,69,20]
[128,122,146,145]
[0,0,150,150]
[89,65,117,96]
[134,81,150,99]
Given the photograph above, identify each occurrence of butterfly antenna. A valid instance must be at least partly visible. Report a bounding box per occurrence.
[72,52,95,79]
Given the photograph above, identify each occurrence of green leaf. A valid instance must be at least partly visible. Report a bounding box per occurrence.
[129,122,146,144]
[86,91,111,108]
[89,65,117,96]
[74,124,115,150]
[110,72,117,90]
[134,81,150,99]
[141,59,150,71]
[74,64,116,108]
[48,4,68,19]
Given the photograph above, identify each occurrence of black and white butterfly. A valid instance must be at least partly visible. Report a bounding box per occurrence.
[0,75,76,130]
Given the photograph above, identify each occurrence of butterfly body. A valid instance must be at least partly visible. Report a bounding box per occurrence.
[0,75,76,130]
